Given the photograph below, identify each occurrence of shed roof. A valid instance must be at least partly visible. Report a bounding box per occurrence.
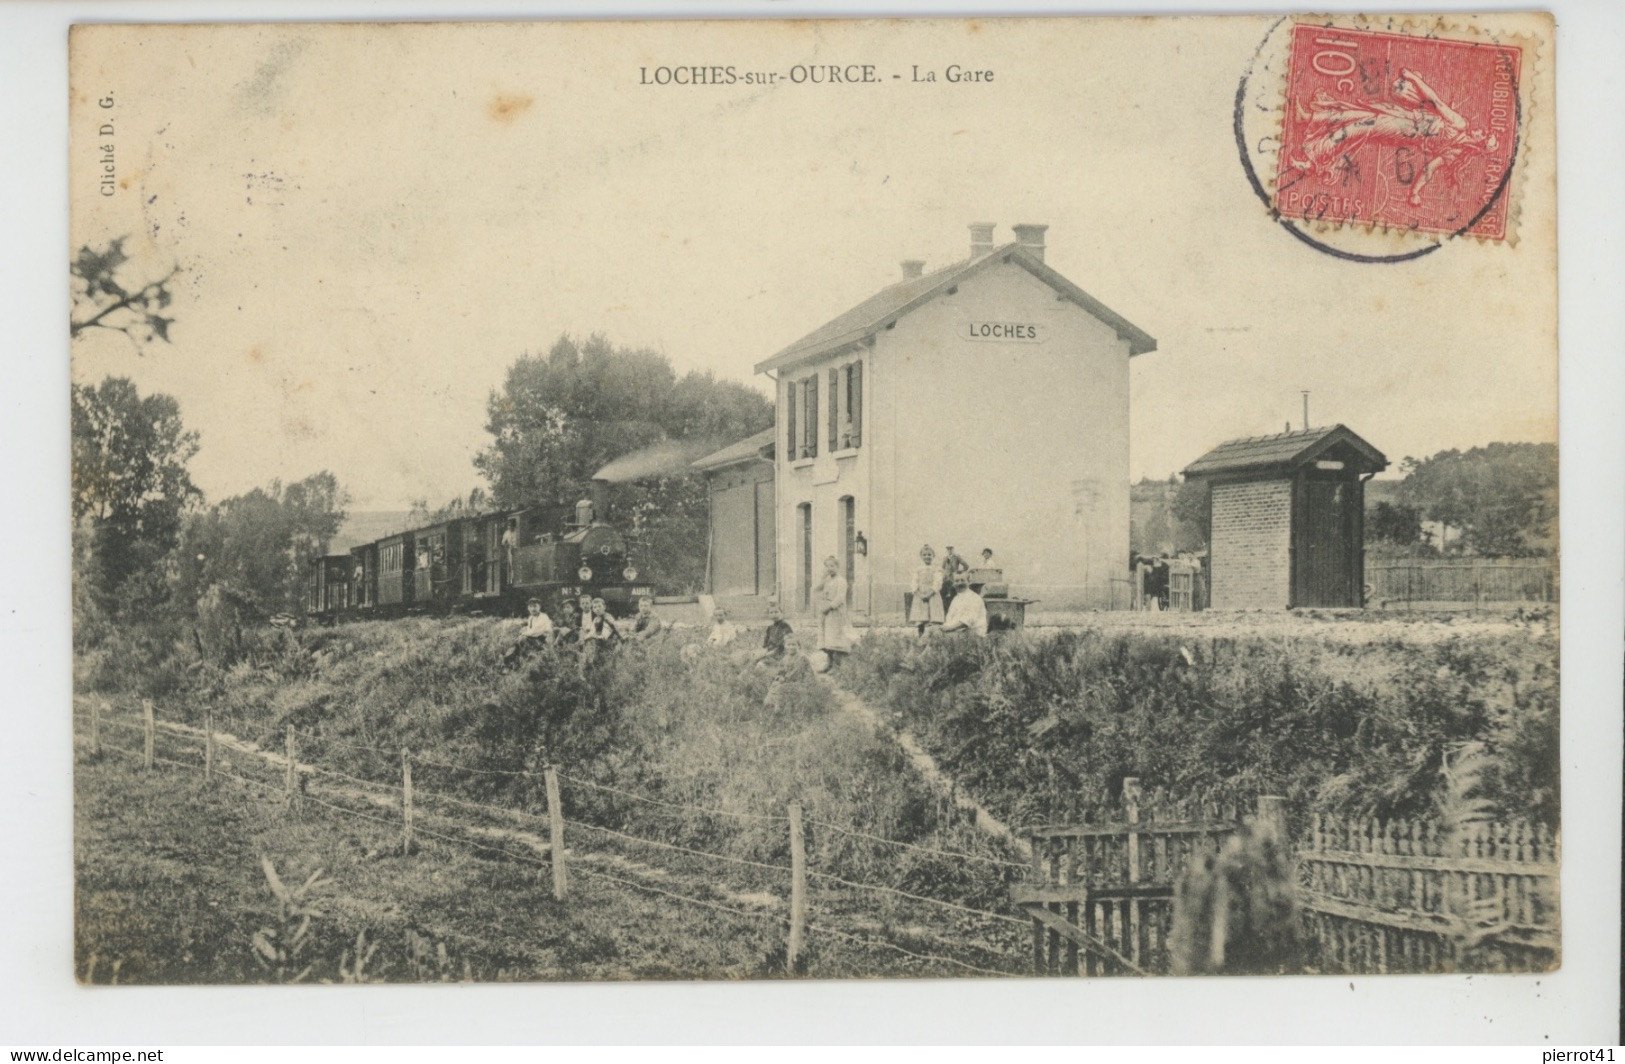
[753,243,1157,375]
[1182,424,1388,478]
[691,428,776,472]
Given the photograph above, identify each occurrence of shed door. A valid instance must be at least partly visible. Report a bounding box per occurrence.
[754,478,775,596]
[711,481,758,597]
[1295,479,1356,607]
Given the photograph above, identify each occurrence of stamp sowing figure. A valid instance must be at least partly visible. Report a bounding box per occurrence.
[1273,23,1523,239]
[1290,69,1498,208]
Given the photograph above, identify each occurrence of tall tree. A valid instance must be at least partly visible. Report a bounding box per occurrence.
[71,377,201,594]
[1396,443,1557,557]
[175,472,349,616]
[70,236,180,354]
[474,334,772,592]
[476,334,675,508]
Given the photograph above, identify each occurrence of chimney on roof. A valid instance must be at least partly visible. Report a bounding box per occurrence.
[900,259,925,280]
[969,222,996,258]
[1012,223,1048,263]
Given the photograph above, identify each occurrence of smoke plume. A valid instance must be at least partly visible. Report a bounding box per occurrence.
[593,438,725,484]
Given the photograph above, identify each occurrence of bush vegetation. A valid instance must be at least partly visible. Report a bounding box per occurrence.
[839,623,1558,834]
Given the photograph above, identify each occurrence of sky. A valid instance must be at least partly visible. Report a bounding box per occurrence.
[70,16,1557,509]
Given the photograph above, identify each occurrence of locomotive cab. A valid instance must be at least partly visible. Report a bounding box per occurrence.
[502,493,644,616]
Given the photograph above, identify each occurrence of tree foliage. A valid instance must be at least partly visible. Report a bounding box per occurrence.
[1396,443,1557,557]
[70,236,180,353]
[175,472,350,617]
[1170,476,1211,549]
[476,334,769,506]
[407,487,490,528]
[71,377,201,595]
[475,334,772,592]
[1366,500,1423,547]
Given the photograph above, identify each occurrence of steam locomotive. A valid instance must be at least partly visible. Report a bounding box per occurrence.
[305,483,649,622]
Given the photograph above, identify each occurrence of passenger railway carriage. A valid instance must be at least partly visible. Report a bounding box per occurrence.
[306,491,650,623]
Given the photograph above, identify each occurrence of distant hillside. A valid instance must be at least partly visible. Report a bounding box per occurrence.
[330,511,414,553]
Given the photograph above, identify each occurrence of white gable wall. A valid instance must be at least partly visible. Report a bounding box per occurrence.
[772,256,1133,616]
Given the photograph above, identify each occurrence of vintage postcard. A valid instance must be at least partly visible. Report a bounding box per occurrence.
[69,13,1560,990]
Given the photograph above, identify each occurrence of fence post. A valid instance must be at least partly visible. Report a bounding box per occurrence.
[1123,777,1143,969]
[545,766,567,901]
[142,699,155,771]
[788,800,806,974]
[401,748,414,856]
[284,725,299,811]
[90,698,102,757]
[1123,778,1141,884]
[204,707,215,782]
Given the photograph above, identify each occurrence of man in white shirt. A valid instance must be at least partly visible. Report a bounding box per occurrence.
[520,598,555,641]
[503,598,556,667]
[939,574,988,637]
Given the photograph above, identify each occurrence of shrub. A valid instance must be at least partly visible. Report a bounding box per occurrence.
[841,625,1557,833]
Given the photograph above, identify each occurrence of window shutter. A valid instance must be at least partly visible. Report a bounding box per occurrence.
[786,380,797,461]
[828,368,839,452]
[851,360,864,447]
[806,377,819,457]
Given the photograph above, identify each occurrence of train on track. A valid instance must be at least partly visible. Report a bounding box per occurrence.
[305,484,650,623]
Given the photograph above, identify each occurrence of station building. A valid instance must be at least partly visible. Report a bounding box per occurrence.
[696,222,1157,618]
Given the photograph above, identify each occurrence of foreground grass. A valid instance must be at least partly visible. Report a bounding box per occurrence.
[75,616,1031,982]
[76,736,1028,982]
[76,743,795,983]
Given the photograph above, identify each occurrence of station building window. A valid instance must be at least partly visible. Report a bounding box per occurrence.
[786,360,862,461]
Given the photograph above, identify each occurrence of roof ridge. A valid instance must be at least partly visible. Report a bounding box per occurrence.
[753,241,1153,374]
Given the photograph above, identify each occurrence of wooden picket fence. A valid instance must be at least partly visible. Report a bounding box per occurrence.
[1367,558,1557,607]
[1016,790,1559,977]
[1012,781,1256,976]
[1296,814,1560,974]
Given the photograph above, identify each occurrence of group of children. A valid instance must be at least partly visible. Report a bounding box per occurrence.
[905,544,992,638]
[504,591,821,675]
[502,592,665,671]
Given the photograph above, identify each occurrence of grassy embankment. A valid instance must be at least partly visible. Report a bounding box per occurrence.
[840,612,1559,834]
[76,610,1557,983]
[76,616,1028,983]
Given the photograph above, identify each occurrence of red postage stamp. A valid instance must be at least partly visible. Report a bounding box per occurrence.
[1273,23,1522,240]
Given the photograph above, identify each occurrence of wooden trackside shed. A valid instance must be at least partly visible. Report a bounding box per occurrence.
[693,428,777,602]
[1183,424,1387,610]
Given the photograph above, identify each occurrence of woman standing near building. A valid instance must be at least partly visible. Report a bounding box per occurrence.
[815,554,853,662]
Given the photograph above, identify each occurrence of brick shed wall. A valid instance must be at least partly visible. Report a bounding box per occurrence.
[1210,479,1292,609]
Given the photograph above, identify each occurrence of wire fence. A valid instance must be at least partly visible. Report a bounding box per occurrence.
[77,699,1026,979]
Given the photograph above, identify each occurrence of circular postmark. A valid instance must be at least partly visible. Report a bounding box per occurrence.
[1235,15,1527,263]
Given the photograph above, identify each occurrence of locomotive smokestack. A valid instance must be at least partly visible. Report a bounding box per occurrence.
[588,478,610,522]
